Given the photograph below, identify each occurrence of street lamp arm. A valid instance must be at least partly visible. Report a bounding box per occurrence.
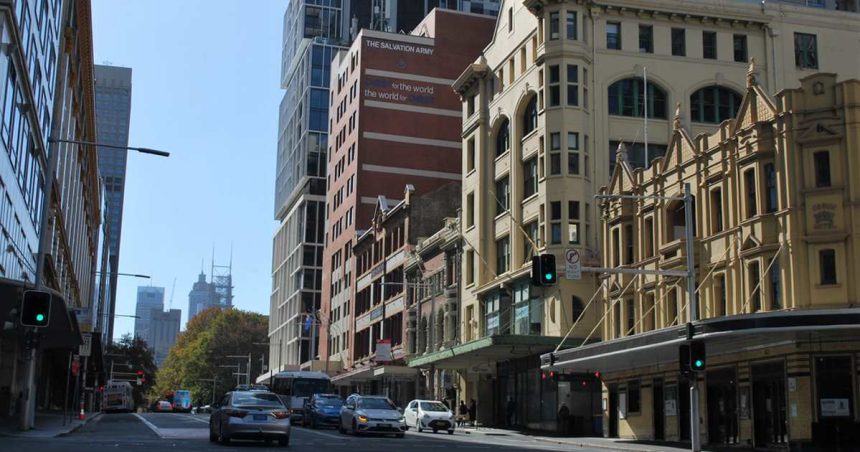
[47,137,170,157]
[95,271,151,279]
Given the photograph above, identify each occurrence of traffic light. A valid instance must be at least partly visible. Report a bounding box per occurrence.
[679,344,691,374]
[137,370,144,386]
[20,290,51,327]
[531,254,557,286]
[690,340,706,371]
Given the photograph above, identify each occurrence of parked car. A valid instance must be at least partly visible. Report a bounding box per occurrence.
[209,390,291,446]
[155,400,173,412]
[193,404,213,414]
[303,394,343,429]
[338,395,406,437]
[404,400,455,434]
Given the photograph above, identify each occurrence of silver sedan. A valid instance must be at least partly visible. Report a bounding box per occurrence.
[209,390,291,446]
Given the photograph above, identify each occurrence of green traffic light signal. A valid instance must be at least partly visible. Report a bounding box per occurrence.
[21,290,52,327]
[544,273,552,280]
[694,359,704,369]
[36,314,45,322]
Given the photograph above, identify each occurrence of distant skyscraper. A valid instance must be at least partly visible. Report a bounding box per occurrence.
[188,271,212,322]
[94,65,133,341]
[187,257,234,324]
[150,309,181,366]
[134,286,164,345]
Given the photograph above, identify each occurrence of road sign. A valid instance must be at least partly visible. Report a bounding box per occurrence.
[79,332,92,357]
[564,248,581,280]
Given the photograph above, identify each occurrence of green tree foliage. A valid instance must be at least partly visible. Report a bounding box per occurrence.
[106,334,157,409]
[152,308,269,407]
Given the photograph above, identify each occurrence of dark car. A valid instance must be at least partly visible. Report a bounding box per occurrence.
[209,390,291,446]
[303,394,343,429]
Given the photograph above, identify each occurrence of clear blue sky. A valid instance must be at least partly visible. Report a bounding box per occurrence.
[91,1,284,340]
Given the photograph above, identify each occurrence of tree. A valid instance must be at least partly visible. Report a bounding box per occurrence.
[152,308,269,407]
[106,334,157,409]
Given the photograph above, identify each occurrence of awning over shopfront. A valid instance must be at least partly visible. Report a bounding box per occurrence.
[331,364,418,386]
[542,308,860,374]
[408,334,589,372]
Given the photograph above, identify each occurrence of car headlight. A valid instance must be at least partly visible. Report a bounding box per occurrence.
[357,415,368,423]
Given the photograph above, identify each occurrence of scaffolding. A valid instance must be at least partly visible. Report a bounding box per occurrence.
[210,250,233,309]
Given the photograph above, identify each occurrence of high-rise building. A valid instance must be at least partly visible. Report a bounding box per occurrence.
[267,1,498,379]
[134,286,165,346]
[322,9,495,389]
[436,0,860,432]
[0,0,104,426]
[187,257,234,323]
[188,271,212,321]
[94,64,132,341]
[150,309,181,366]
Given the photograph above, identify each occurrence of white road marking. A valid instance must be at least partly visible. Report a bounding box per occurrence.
[178,413,210,424]
[132,413,164,438]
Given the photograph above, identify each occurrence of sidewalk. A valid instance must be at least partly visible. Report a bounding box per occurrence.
[458,425,754,452]
[0,411,102,438]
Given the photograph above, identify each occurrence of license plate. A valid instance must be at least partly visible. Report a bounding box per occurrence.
[378,423,390,428]
[253,414,268,421]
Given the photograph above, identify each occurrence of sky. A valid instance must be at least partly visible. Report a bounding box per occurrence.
[91,1,285,340]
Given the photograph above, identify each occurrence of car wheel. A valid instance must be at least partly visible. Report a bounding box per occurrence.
[417,425,423,433]
[433,428,438,434]
[448,430,454,435]
[339,422,346,434]
[208,424,217,442]
[278,436,290,447]
[218,424,230,445]
[352,420,361,436]
[311,418,318,429]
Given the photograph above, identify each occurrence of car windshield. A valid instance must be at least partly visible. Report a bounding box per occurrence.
[317,397,342,408]
[357,398,396,410]
[420,402,449,412]
[292,379,330,398]
[232,392,284,407]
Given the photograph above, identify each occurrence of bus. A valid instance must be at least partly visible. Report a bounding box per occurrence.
[173,389,192,413]
[102,381,134,413]
[270,371,331,422]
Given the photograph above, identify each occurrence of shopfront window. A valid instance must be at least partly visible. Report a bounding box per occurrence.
[512,282,542,336]
[815,356,854,419]
[484,292,501,336]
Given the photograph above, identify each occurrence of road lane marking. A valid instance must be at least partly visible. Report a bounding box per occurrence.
[178,413,210,424]
[132,413,164,438]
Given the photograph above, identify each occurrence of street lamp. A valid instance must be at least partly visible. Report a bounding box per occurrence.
[20,137,169,430]
[95,271,151,279]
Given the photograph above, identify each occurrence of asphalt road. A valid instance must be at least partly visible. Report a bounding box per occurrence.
[0,412,605,451]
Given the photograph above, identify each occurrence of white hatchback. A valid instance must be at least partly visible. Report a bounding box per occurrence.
[403,400,455,434]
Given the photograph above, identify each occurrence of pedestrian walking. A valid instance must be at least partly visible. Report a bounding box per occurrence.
[458,400,468,427]
[469,399,477,426]
[505,397,516,428]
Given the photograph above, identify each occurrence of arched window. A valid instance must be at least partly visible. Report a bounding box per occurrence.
[495,118,510,157]
[522,96,538,136]
[690,86,742,124]
[607,77,667,119]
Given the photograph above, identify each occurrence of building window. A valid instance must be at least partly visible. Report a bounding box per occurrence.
[643,217,654,257]
[495,176,510,216]
[465,250,475,285]
[628,381,641,414]
[765,163,777,212]
[525,221,539,259]
[608,78,668,119]
[744,169,757,218]
[523,96,538,135]
[466,192,475,228]
[508,7,513,32]
[496,118,510,157]
[794,33,818,69]
[815,357,854,420]
[548,65,560,107]
[733,34,748,62]
[715,274,727,316]
[484,293,500,336]
[566,11,577,40]
[550,201,562,244]
[671,28,686,56]
[567,132,579,175]
[523,157,538,198]
[749,261,761,312]
[625,299,635,335]
[814,151,831,187]
[466,137,475,172]
[496,236,510,275]
[690,86,742,124]
[572,296,584,321]
[549,132,561,175]
[711,187,724,233]
[609,141,667,172]
[606,22,621,50]
[771,259,781,310]
[569,201,580,244]
[566,64,578,106]
[520,47,527,73]
[639,25,653,53]
[467,94,475,116]
[624,224,634,264]
[703,31,717,59]
[549,11,559,40]
[611,228,620,267]
[820,249,837,285]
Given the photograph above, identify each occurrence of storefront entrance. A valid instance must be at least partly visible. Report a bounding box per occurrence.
[706,368,738,445]
[751,361,787,447]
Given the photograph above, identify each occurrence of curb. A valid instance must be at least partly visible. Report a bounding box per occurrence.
[55,412,103,437]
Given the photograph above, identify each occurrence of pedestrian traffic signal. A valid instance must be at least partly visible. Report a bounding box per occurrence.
[690,340,706,371]
[531,254,557,286]
[20,290,51,327]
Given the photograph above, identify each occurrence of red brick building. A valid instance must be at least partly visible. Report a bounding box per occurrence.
[321,9,495,386]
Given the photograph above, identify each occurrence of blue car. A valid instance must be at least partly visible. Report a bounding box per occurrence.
[303,394,343,429]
